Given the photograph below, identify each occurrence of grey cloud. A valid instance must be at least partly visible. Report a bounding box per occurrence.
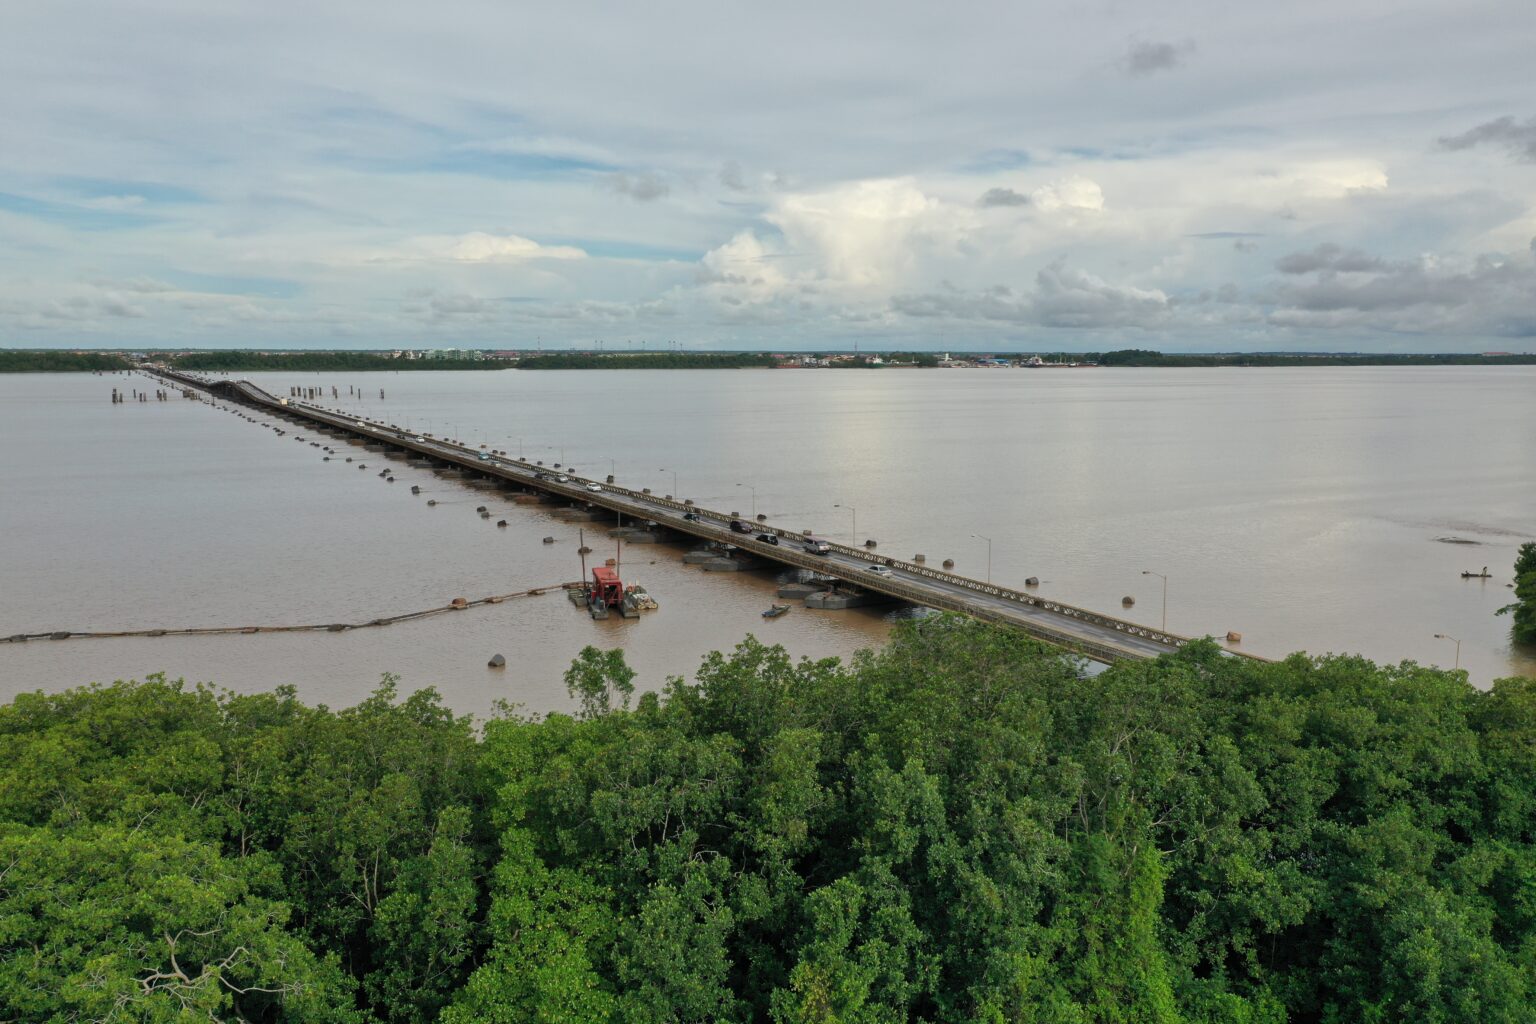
[1032,261,1168,328]
[978,187,1030,207]
[1276,243,1386,275]
[99,297,147,318]
[1267,242,1536,336]
[1121,40,1194,77]
[425,292,494,320]
[1438,116,1536,162]
[891,262,1169,329]
[608,172,670,201]
[719,161,746,191]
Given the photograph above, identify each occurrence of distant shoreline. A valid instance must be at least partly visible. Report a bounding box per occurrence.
[2,349,1533,373]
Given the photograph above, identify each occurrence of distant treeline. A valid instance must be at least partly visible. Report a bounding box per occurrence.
[0,350,133,372]
[516,351,779,369]
[156,351,497,372]
[1095,348,1536,367]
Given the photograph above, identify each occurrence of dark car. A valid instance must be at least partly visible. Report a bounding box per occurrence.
[755,533,779,545]
[682,511,702,522]
[729,519,753,533]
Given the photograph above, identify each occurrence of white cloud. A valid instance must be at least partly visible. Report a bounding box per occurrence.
[1030,177,1105,213]
[368,232,587,264]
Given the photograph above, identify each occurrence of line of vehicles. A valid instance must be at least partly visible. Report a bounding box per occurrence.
[349,413,895,581]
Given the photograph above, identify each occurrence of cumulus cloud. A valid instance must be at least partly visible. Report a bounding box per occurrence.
[1120,39,1195,76]
[978,187,1030,207]
[608,172,670,201]
[1437,116,1536,162]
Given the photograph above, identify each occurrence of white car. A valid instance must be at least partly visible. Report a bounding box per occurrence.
[557,475,570,483]
[586,483,603,492]
[864,564,895,578]
[413,436,425,442]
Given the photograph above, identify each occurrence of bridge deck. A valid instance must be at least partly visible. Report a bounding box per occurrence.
[153,368,1261,664]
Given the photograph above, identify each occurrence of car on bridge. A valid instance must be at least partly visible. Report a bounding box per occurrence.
[755,533,779,545]
[586,483,603,492]
[682,511,702,522]
[803,538,832,555]
[864,564,894,578]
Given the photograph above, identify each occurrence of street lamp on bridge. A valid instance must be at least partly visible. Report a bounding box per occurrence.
[970,533,992,584]
[1142,570,1168,632]
[1433,632,1462,670]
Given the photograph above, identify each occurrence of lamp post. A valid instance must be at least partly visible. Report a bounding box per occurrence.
[659,468,677,496]
[737,483,756,518]
[971,533,992,584]
[604,455,616,478]
[1434,633,1462,670]
[1142,570,1168,632]
[834,503,856,545]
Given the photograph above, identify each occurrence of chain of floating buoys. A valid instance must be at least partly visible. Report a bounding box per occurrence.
[2,583,578,644]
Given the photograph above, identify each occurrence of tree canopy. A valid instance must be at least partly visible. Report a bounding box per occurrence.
[1498,541,1536,645]
[3,622,1534,1022]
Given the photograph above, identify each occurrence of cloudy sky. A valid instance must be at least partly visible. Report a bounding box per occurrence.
[2,0,1533,351]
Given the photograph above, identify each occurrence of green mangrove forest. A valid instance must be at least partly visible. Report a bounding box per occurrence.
[4,617,1535,1022]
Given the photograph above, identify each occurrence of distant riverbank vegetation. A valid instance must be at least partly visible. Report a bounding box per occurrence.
[0,350,133,372]
[5,616,1534,1022]
[156,351,497,372]
[516,351,779,369]
[1095,348,1536,367]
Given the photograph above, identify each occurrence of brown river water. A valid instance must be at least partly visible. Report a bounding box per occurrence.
[3,367,1532,716]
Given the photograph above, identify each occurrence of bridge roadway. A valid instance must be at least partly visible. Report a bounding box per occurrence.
[153,368,1242,664]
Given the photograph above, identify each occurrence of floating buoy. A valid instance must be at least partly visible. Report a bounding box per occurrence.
[1122,596,1135,606]
[578,545,592,554]
[488,653,506,668]
[450,597,468,609]
[1226,631,1243,643]
[410,485,420,494]
[475,505,487,513]
[543,536,555,544]
[1025,576,1039,587]
[427,499,438,506]
[942,559,954,569]
[914,554,926,562]
[865,539,877,548]
[497,519,508,528]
